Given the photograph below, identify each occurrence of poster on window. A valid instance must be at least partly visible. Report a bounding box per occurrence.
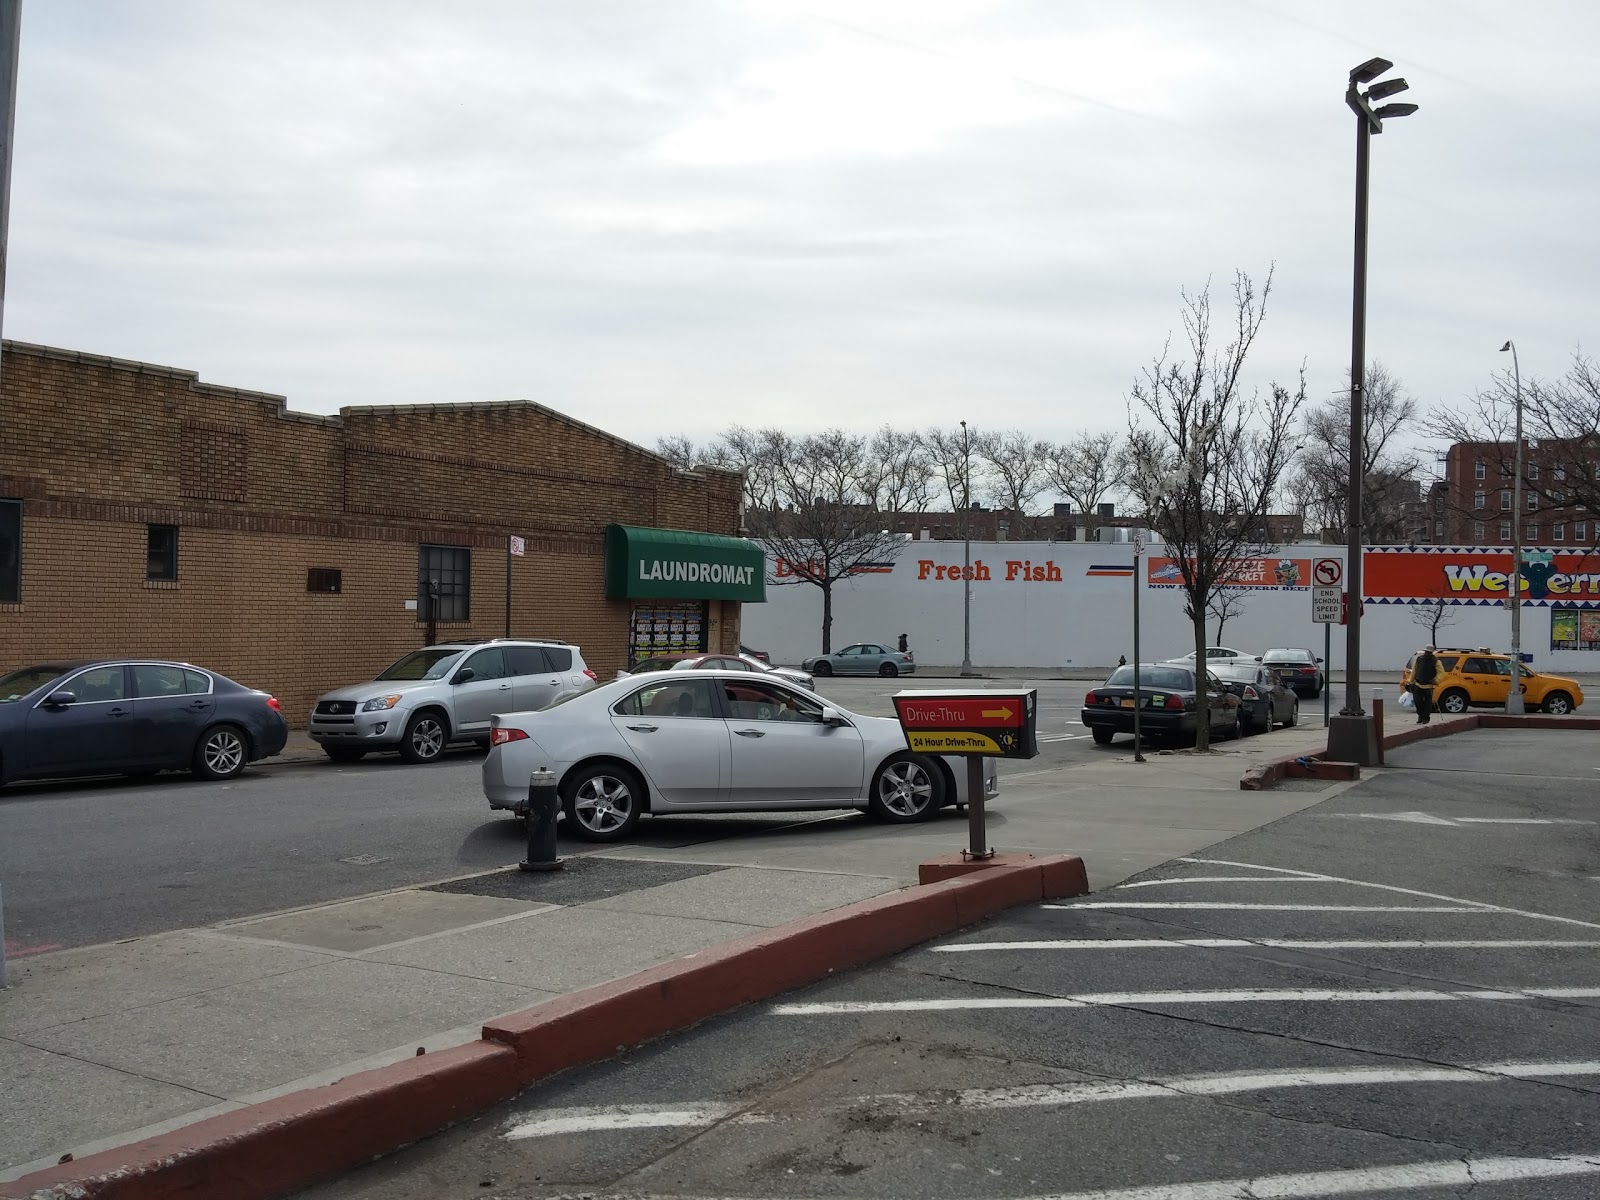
[1550,608,1600,651]
[630,601,708,662]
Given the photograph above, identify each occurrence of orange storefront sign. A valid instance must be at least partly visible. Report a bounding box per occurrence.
[1147,557,1311,590]
[1362,547,1600,608]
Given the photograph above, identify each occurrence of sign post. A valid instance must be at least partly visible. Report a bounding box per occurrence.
[1132,531,1145,762]
[1311,558,1343,730]
[506,534,525,637]
[891,690,1039,860]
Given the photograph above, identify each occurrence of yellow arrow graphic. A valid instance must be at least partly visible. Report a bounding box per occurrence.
[981,706,1014,719]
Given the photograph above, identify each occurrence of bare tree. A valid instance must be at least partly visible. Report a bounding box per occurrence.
[923,426,975,514]
[1286,363,1425,542]
[706,425,786,517]
[1408,583,1462,647]
[1429,350,1600,517]
[743,429,904,653]
[1208,587,1250,644]
[859,426,934,515]
[1123,269,1306,750]
[1046,431,1122,539]
[654,435,703,472]
[975,429,1051,536]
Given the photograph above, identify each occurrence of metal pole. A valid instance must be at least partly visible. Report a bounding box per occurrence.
[965,756,990,859]
[1324,620,1332,727]
[1506,341,1526,714]
[0,0,21,401]
[504,539,512,639]
[1132,540,1144,762]
[960,421,974,675]
[1342,108,1370,721]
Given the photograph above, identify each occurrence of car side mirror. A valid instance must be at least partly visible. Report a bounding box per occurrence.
[821,706,850,727]
[452,668,476,685]
[44,690,76,708]
[1316,657,1325,663]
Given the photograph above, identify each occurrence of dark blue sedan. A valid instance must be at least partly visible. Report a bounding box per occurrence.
[0,659,288,785]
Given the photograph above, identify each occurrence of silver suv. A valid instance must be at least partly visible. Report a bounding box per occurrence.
[309,640,597,763]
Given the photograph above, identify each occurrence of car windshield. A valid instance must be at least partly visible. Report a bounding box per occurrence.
[1264,650,1310,661]
[375,648,464,681]
[0,664,72,702]
[1106,665,1193,691]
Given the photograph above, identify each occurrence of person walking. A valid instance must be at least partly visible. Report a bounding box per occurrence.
[1411,647,1438,725]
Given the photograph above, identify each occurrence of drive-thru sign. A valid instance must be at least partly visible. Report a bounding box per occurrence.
[892,689,1038,862]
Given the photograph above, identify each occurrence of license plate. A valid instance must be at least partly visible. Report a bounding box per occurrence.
[1120,698,1136,709]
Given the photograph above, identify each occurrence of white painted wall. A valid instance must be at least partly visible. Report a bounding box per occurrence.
[742,540,1584,673]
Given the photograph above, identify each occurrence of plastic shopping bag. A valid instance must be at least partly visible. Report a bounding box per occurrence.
[1398,688,1416,710]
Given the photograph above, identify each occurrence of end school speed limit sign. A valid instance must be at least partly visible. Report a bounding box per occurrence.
[1312,586,1341,623]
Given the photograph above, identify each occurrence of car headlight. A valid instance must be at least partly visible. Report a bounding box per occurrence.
[361,695,403,712]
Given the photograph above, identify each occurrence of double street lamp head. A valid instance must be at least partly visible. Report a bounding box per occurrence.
[1349,57,1393,84]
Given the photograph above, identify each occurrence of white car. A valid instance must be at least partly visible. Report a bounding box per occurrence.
[483,669,999,841]
[1169,646,1262,668]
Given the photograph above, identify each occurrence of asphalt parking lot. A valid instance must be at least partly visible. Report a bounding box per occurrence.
[306,727,1600,1200]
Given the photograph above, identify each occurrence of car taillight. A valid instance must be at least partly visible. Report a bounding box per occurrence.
[489,728,529,746]
[1084,691,1099,705]
[1243,686,1258,700]
[266,696,281,712]
[901,654,912,661]
[583,669,598,682]
[1300,666,1314,674]
[1164,694,1184,710]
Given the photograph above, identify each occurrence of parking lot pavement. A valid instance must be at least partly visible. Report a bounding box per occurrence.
[303,726,1600,1200]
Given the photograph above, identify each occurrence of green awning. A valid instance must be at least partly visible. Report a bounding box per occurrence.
[605,524,766,602]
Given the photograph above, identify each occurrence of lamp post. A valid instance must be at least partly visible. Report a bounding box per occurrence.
[960,420,975,676]
[1328,56,1418,768]
[1501,339,1525,714]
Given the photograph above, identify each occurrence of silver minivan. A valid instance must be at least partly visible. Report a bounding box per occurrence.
[309,639,596,763]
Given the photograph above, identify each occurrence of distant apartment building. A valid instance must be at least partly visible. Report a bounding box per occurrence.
[1438,439,1600,547]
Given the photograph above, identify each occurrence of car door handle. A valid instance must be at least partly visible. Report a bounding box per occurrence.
[626,723,658,733]
[107,707,131,718]
[548,679,561,686]
[734,728,765,738]
[498,683,512,690]
[188,699,211,711]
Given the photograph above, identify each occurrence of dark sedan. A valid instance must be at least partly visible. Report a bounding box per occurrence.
[0,659,288,785]
[1080,663,1240,746]
[1213,662,1300,734]
[1261,647,1325,698]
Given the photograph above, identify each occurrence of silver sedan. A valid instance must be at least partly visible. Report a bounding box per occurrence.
[483,669,997,841]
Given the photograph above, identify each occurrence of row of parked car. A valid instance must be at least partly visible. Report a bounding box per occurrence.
[1080,657,1303,746]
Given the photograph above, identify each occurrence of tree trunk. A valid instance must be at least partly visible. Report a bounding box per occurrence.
[1193,608,1211,751]
[821,582,834,654]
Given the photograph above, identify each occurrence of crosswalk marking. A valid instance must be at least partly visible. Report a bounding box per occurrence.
[934,938,1600,952]
[499,1061,1600,1142]
[774,986,1600,1014]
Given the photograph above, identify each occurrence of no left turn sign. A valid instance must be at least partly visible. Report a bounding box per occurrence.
[1313,557,1343,587]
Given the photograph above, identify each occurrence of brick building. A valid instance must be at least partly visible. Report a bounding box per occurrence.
[0,342,758,724]
[1438,439,1600,547]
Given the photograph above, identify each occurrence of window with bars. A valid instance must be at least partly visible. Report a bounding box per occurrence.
[146,525,178,581]
[417,545,471,622]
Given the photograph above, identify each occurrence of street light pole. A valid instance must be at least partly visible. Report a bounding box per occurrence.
[1502,340,1525,714]
[960,420,974,676]
[1328,56,1417,768]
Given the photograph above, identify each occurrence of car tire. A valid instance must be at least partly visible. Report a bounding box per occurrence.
[192,724,248,781]
[399,710,449,764]
[1282,701,1298,728]
[1438,688,1471,715]
[867,753,942,822]
[1542,690,1575,716]
[812,660,832,677]
[1091,726,1114,745]
[323,746,367,764]
[878,662,899,678]
[561,763,644,841]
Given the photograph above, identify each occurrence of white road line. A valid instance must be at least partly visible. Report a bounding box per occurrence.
[1021,1153,1600,1199]
[1457,816,1596,825]
[1049,908,1484,915]
[934,938,1600,953]
[774,987,1600,1014]
[505,1102,738,1140]
[1176,856,1600,932]
[1319,812,1596,828]
[1115,877,1328,888]
[500,1060,1600,1141]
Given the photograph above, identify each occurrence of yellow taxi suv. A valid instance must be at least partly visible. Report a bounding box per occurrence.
[1400,648,1584,716]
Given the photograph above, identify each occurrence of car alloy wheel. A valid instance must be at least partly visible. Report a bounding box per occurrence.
[812,660,832,676]
[879,662,899,677]
[195,725,247,780]
[868,754,941,822]
[1543,691,1574,716]
[1439,688,1470,715]
[402,712,447,763]
[563,766,643,840]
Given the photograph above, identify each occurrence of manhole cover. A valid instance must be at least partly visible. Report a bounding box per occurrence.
[338,854,390,866]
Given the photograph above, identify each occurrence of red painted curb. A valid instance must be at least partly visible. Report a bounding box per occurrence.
[2,855,1086,1200]
[1478,714,1600,731]
[918,851,1088,897]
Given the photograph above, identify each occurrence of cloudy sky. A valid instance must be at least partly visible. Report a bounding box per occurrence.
[8,1,1598,454]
